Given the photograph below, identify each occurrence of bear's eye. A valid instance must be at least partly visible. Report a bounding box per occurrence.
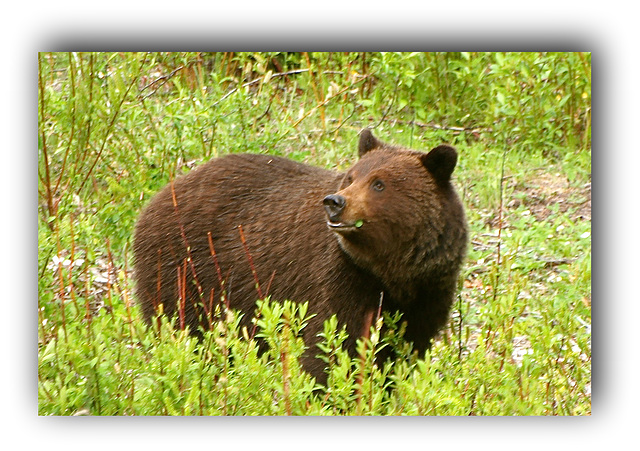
[371,179,385,192]
[346,174,353,185]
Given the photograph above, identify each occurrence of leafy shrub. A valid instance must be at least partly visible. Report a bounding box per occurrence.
[38,52,591,415]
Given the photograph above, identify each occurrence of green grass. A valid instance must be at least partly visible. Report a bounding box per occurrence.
[38,52,591,415]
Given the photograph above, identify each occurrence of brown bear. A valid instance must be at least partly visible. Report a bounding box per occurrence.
[133,129,467,382]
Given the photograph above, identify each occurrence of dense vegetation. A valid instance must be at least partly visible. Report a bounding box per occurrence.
[38,52,591,415]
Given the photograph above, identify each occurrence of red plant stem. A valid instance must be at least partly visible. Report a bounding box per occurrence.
[237,224,267,340]
[169,181,204,300]
[178,261,186,330]
[67,216,79,313]
[38,53,55,220]
[280,320,292,416]
[264,270,276,298]
[237,224,263,299]
[361,308,375,342]
[155,248,163,333]
[493,147,508,304]
[206,232,225,292]
[207,289,215,329]
[52,52,77,201]
[76,54,149,196]
[56,261,67,344]
[105,239,136,341]
[103,240,115,314]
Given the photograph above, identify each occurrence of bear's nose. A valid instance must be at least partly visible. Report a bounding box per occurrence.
[323,194,346,221]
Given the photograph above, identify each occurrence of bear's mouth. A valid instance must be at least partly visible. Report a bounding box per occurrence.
[326,220,363,233]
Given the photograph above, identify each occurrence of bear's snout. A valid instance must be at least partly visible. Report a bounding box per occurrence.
[323,194,346,223]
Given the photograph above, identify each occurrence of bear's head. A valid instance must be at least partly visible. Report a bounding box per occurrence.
[323,129,463,299]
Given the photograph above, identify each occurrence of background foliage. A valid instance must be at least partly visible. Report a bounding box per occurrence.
[38,52,591,415]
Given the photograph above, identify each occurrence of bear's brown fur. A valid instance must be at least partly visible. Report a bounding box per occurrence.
[133,129,467,381]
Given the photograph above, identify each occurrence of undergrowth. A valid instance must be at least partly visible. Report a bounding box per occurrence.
[38,52,591,415]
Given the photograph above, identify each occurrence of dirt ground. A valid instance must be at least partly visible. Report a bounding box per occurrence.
[510,171,591,222]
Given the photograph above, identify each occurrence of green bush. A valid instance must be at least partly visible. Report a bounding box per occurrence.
[38,52,591,415]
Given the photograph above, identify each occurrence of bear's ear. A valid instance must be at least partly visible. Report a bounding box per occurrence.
[358,128,383,157]
[420,144,458,185]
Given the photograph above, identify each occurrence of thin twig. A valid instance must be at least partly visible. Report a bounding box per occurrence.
[237,224,263,299]
[207,232,225,302]
[492,145,508,304]
[212,69,353,109]
[386,118,492,135]
[139,64,188,100]
[38,54,54,221]
[280,319,292,416]
[457,293,464,360]
[373,75,401,129]
[104,239,135,340]
[77,53,149,196]
[291,73,372,129]
[238,224,266,341]
[52,52,77,203]
[169,181,205,301]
